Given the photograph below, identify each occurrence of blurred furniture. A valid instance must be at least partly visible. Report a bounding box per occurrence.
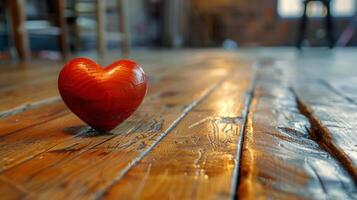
[162,0,189,47]
[5,0,69,60]
[71,0,130,55]
[297,0,334,48]
[336,13,357,46]
[4,0,129,60]
[190,0,235,46]
[5,0,30,59]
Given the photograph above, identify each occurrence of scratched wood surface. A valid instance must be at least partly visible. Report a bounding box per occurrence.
[238,62,357,199]
[103,63,252,199]
[294,81,357,181]
[0,49,357,200]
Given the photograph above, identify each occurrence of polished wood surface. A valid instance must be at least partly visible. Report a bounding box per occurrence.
[238,60,356,199]
[0,49,356,199]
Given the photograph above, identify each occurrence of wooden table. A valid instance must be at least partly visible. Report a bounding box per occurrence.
[0,48,357,199]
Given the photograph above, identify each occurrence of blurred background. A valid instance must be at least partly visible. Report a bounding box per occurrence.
[0,0,357,60]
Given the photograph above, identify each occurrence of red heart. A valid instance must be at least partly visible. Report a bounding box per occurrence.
[58,58,148,132]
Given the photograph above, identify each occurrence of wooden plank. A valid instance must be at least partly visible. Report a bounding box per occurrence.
[0,55,190,164]
[0,61,61,82]
[0,61,63,115]
[101,63,252,199]
[323,77,357,105]
[0,176,29,200]
[0,102,68,137]
[294,80,357,182]
[0,57,244,199]
[237,64,357,199]
[0,50,209,112]
[0,60,225,171]
[0,85,61,118]
[0,52,185,116]
[0,50,241,116]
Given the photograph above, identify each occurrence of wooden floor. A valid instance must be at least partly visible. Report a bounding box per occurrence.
[0,48,357,199]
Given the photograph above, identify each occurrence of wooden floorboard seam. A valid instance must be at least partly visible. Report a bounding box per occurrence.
[0,111,70,139]
[94,77,227,200]
[230,62,258,200]
[0,96,61,119]
[293,90,357,184]
[0,66,228,175]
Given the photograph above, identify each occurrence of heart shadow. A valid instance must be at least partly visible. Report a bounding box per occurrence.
[63,125,114,138]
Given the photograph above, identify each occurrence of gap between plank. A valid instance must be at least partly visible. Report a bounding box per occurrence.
[0,111,70,139]
[293,90,357,185]
[0,96,62,119]
[230,62,258,200]
[94,78,226,200]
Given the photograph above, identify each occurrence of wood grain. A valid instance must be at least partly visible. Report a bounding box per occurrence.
[0,58,228,171]
[0,102,69,137]
[0,62,62,115]
[237,64,357,199]
[324,77,357,105]
[102,65,252,199]
[0,52,179,116]
[1,49,357,200]
[0,55,245,199]
[294,80,357,182]
[0,176,29,200]
[0,50,240,116]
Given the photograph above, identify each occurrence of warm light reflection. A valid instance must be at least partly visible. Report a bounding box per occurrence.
[210,58,231,66]
[215,82,237,117]
[208,68,229,77]
[210,81,243,144]
[106,67,119,76]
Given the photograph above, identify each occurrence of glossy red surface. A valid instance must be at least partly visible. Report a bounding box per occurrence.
[58,58,148,131]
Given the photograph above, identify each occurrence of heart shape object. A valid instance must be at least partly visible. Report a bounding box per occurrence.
[58,58,148,132]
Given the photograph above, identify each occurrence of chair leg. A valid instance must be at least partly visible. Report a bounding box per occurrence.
[118,0,130,55]
[71,0,81,51]
[54,0,69,59]
[96,0,106,56]
[324,1,334,48]
[7,0,30,60]
[297,1,308,48]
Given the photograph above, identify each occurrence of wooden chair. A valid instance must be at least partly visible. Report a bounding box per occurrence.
[96,0,130,55]
[69,0,130,56]
[5,0,129,60]
[297,0,334,48]
[5,0,30,60]
[4,0,68,60]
